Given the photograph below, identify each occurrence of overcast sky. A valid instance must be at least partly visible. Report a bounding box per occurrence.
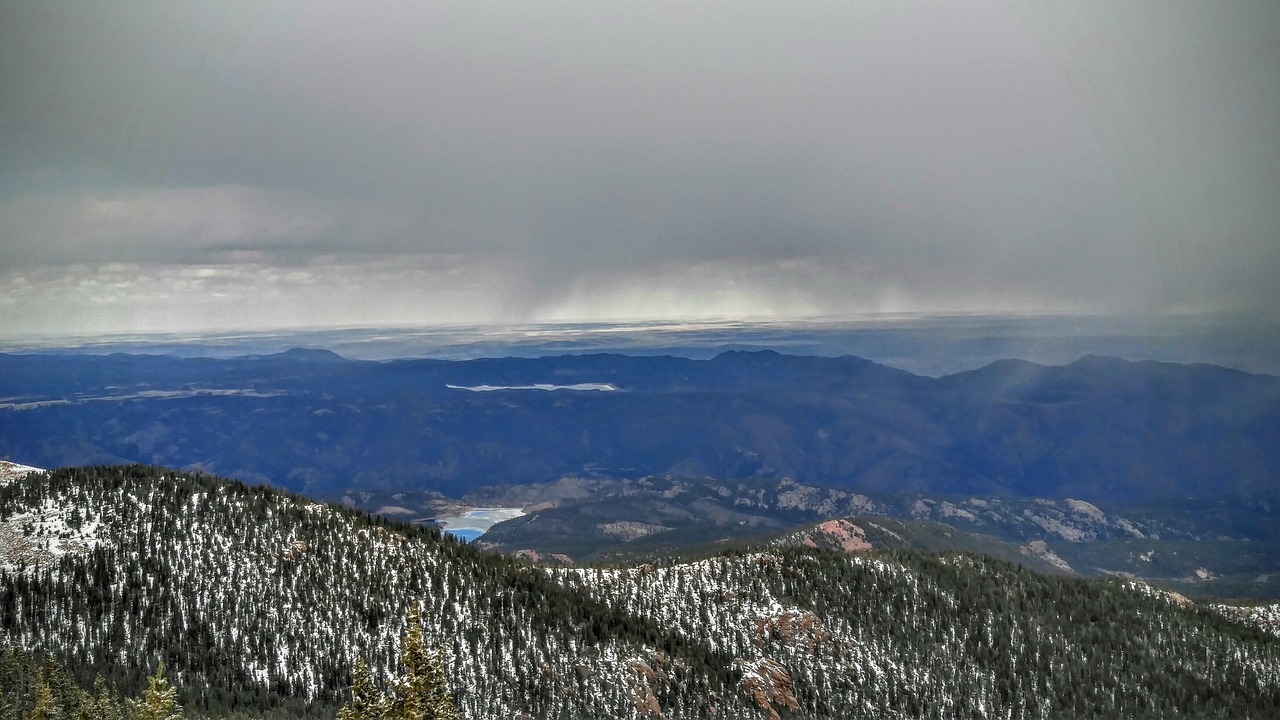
[1,0,1277,337]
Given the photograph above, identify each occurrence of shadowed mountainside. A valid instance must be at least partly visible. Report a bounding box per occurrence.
[1,350,1277,502]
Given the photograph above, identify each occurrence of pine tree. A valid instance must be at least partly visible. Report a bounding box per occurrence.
[127,662,183,720]
[23,674,56,720]
[84,676,123,720]
[337,658,383,720]
[340,605,461,720]
[388,605,459,720]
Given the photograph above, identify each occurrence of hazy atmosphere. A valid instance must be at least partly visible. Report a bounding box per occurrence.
[2,0,1278,337]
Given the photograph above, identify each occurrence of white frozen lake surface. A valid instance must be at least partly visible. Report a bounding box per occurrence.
[447,383,618,392]
[435,507,526,542]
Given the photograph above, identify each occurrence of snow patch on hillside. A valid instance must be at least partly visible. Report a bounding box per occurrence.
[1,498,101,569]
[1124,580,1192,606]
[0,460,43,484]
[1214,603,1280,636]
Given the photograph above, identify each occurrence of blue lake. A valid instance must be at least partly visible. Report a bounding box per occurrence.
[445,528,484,542]
[434,507,525,542]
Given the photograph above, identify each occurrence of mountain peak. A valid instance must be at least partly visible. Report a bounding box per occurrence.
[276,347,347,362]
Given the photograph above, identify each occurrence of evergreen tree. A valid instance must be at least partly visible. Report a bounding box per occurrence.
[85,676,123,720]
[127,663,182,720]
[388,605,459,720]
[336,659,382,720]
[22,674,56,720]
[339,605,460,720]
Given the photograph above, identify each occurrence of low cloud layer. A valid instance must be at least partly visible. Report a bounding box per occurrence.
[1,1,1277,336]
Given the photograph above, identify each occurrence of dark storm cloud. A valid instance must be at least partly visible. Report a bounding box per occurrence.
[0,1,1276,334]
[1010,0,1280,315]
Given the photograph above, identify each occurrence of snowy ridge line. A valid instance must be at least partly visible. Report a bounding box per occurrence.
[1213,603,1280,637]
[0,460,44,485]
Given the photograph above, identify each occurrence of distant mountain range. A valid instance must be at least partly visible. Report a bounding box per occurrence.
[338,474,1280,599]
[1,350,1277,503]
[2,465,1278,718]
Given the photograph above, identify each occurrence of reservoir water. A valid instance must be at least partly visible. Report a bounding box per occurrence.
[434,507,526,542]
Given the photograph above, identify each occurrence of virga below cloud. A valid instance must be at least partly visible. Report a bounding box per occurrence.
[1,0,1276,335]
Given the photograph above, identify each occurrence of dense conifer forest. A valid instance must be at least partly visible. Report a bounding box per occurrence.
[4,350,1277,503]
[2,465,1279,718]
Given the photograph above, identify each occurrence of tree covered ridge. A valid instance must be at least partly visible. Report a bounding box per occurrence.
[0,465,745,718]
[1,465,1279,718]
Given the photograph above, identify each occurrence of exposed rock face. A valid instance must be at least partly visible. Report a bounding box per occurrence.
[774,479,876,516]
[513,548,574,565]
[1065,498,1106,523]
[281,539,309,559]
[818,519,871,552]
[735,658,799,720]
[1019,540,1073,573]
[628,656,669,718]
[599,520,671,541]
[793,518,873,553]
[753,610,829,651]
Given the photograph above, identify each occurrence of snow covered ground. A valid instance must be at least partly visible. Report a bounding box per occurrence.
[1215,603,1280,636]
[0,460,43,484]
[0,460,103,571]
[1,501,101,570]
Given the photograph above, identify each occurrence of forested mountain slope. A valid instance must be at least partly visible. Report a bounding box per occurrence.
[2,350,1277,501]
[0,465,737,719]
[2,466,1279,719]
[454,474,1280,599]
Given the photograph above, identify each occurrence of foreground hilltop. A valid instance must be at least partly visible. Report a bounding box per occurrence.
[2,465,1279,719]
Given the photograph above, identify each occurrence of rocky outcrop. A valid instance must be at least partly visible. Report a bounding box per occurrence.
[788,518,873,554]
[628,659,664,718]
[599,521,671,541]
[735,658,798,720]
[1019,540,1073,573]
[753,610,829,651]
